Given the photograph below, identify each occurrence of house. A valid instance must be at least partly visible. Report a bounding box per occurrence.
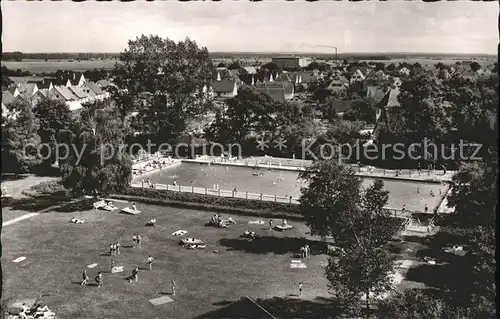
[398,67,411,76]
[373,86,400,138]
[255,87,286,102]
[241,67,258,75]
[27,79,53,91]
[29,90,49,107]
[327,75,349,92]
[66,73,86,87]
[96,79,116,98]
[68,86,91,103]
[271,56,308,69]
[17,83,39,99]
[349,69,366,84]
[2,90,23,119]
[364,70,390,88]
[256,79,294,100]
[81,81,105,100]
[212,79,238,98]
[50,85,79,103]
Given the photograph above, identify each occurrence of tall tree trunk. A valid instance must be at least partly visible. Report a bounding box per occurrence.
[365,291,370,318]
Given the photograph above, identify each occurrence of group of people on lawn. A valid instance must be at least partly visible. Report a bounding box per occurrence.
[78,209,176,294]
[210,214,235,227]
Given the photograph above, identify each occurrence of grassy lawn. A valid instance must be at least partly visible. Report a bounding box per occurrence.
[2,202,331,319]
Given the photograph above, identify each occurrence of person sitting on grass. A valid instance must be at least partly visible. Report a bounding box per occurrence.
[147,219,156,226]
[227,217,236,224]
[71,217,84,224]
[96,272,103,287]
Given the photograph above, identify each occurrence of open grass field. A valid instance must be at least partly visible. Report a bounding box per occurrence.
[2,60,118,72]
[2,202,332,319]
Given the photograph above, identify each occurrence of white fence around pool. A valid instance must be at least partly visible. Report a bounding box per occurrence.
[131,182,300,204]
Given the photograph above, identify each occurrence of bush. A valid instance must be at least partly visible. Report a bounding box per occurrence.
[115,187,302,219]
[23,180,70,198]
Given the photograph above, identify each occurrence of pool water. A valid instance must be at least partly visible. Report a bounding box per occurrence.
[136,162,447,211]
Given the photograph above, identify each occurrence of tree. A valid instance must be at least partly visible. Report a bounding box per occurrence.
[299,161,396,246]
[216,62,226,68]
[260,62,280,71]
[434,62,445,70]
[386,63,396,72]
[227,61,242,70]
[205,87,276,146]
[33,99,73,170]
[1,100,41,175]
[377,289,471,319]
[374,62,385,72]
[327,243,395,317]
[114,35,214,145]
[60,105,132,197]
[300,161,397,316]
[469,61,481,72]
[343,99,376,123]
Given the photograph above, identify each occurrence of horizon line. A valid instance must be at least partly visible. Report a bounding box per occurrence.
[2,51,496,56]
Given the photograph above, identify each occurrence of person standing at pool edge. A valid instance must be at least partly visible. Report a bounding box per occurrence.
[171,280,176,296]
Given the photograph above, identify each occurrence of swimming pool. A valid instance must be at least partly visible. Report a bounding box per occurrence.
[135,162,447,211]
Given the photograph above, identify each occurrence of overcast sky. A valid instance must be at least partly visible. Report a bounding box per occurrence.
[2,1,497,54]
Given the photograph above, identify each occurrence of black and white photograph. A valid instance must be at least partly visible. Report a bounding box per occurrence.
[1,1,497,318]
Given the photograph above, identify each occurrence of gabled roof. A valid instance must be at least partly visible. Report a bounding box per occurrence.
[229,69,240,77]
[38,89,49,98]
[66,101,84,111]
[96,79,116,89]
[2,90,16,105]
[365,70,389,80]
[242,67,257,74]
[68,86,89,99]
[275,73,292,83]
[255,87,286,102]
[53,85,78,101]
[84,81,104,95]
[366,86,388,104]
[213,79,236,93]
[296,71,317,83]
[17,83,37,96]
[374,87,400,109]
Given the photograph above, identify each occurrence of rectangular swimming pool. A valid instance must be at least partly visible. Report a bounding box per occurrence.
[135,162,447,211]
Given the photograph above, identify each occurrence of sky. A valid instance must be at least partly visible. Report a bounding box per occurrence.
[2,1,498,54]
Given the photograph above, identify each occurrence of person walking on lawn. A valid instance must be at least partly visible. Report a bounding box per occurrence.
[81,269,89,285]
[147,255,155,271]
[137,234,142,248]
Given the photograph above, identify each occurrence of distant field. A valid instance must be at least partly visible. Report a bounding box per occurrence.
[2,60,119,72]
[361,58,496,67]
[2,57,495,73]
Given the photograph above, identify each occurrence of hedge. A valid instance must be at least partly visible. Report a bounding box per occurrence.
[114,187,303,220]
